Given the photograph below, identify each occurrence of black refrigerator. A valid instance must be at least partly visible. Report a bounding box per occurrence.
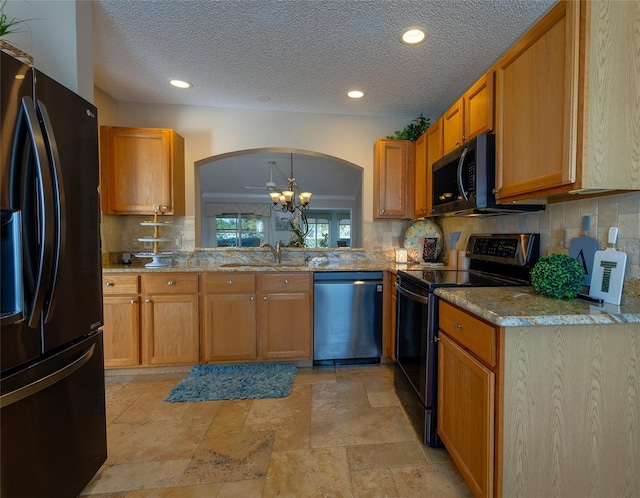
[0,51,107,497]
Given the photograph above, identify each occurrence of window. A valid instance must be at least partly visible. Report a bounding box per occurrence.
[215,214,264,247]
[305,210,351,248]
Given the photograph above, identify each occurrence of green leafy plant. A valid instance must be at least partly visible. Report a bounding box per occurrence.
[530,253,585,299]
[284,211,310,248]
[0,1,30,38]
[386,113,431,141]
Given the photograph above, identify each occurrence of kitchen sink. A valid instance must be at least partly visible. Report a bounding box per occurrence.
[218,262,305,268]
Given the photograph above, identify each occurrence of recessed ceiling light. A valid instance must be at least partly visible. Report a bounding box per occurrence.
[348,90,364,99]
[170,79,192,89]
[401,27,426,45]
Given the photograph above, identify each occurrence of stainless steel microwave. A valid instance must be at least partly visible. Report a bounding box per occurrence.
[431,134,545,216]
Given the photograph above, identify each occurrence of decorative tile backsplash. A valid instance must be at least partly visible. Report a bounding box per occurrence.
[102,191,640,280]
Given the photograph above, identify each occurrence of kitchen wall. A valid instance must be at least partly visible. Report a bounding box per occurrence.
[96,93,640,282]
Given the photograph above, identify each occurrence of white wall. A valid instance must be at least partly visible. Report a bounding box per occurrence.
[98,100,408,220]
[3,0,93,101]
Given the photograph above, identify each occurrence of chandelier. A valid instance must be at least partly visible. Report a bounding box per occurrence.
[269,153,312,213]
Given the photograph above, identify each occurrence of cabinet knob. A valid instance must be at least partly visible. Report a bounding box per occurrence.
[250,296,254,301]
[130,299,136,304]
[167,280,175,286]
[454,323,462,329]
[381,209,385,214]
[227,280,233,285]
[145,298,151,303]
[263,296,267,301]
[434,336,440,342]
[106,282,114,287]
[284,279,289,284]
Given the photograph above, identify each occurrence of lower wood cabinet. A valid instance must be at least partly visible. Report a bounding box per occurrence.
[438,300,496,498]
[202,273,257,362]
[102,275,140,367]
[258,273,312,360]
[141,273,199,365]
[102,270,314,367]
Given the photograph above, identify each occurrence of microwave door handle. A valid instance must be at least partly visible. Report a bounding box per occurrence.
[456,147,469,201]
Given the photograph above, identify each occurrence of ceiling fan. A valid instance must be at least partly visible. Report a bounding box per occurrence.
[244,161,286,191]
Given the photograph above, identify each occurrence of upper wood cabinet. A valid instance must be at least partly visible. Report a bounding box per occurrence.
[373,139,415,219]
[100,126,185,215]
[442,71,495,155]
[413,131,428,217]
[495,0,640,201]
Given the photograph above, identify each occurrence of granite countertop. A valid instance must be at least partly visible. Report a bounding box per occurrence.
[435,286,640,326]
[102,262,399,273]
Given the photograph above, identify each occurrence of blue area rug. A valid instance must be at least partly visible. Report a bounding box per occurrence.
[164,363,298,402]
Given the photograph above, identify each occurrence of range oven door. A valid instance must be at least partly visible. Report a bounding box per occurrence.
[394,275,439,446]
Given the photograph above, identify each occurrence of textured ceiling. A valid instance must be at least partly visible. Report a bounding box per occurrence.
[93,0,556,119]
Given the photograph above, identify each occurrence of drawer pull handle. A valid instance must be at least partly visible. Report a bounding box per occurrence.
[454,323,462,329]
[167,280,175,286]
[106,282,114,287]
[434,336,440,342]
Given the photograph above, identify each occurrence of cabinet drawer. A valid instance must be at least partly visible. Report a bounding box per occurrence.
[203,273,256,293]
[141,273,198,294]
[103,274,138,295]
[260,273,311,293]
[439,300,497,367]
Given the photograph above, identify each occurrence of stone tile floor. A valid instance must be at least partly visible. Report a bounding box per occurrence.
[82,364,472,497]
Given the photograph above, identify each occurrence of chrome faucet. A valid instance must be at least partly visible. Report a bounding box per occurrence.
[260,241,282,264]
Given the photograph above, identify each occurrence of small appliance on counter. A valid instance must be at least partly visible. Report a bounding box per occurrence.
[394,233,540,447]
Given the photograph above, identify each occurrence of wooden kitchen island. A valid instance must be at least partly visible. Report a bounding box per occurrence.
[435,286,640,498]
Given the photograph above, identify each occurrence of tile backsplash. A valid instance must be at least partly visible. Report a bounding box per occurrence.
[102,191,640,280]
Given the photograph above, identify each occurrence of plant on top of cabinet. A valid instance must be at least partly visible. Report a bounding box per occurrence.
[386,113,431,142]
[100,126,185,215]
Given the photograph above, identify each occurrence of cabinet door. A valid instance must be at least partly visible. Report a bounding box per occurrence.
[102,295,140,367]
[464,71,494,140]
[438,333,495,498]
[413,131,428,217]
[142,294,199,365]
[203,294,256,361]
[442,99,464,155]
[373,139,415,219]
[426,117,443,215]
[259,292,311,359]
[100,127,185,215]
[495,1,580,200]
[382,271,397,360]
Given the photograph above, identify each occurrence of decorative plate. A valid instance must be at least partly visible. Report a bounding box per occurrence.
[402,219,444,262]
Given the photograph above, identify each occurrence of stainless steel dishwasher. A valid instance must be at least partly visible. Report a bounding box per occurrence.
[313,271,383,365]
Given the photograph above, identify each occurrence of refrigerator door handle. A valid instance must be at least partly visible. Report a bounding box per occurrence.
[0,344,96,409]
[18,96,56,329]
[36,100,66,323]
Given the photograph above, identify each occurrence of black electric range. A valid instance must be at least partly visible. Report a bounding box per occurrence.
[394,233,540,447]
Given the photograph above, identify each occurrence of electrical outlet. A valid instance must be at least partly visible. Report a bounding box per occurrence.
[173,236,182,249]
[144,241,153,250]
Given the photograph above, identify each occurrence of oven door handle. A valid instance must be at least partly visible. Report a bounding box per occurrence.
[396,283,431,305]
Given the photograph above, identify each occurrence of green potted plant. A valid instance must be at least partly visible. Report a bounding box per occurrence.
[0,1,33,65]
[530,253,585,299]
[386,113,431,141]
